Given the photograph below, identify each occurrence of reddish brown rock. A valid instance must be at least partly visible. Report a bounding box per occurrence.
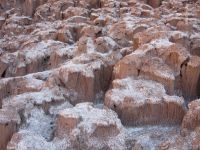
[108,21,133,47]
[62,7,89,20]
[58,55,112,104]
[192,135,200,150]
[113,42,176,94]
[94,36,119,53]
[76,35,119,55]
[0,72,45,101]
[113,38,200,99]
[132,28,167,49]
[181,56,200,100]
[80,25,102,38]
[17,0,47,16]
[146,0,162,8]
[181,99,200,131]
[0,109,20,150]
[0,40,70,78]
[34,0,75,21]
[0,0,200,149]
[49,45,74,68]
[55,102,126,149]
[105,77,186,126]
[0,16,5,28]
[191,38,200,57]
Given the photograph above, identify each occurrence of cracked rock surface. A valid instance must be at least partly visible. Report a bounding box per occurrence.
[0,0,200,149]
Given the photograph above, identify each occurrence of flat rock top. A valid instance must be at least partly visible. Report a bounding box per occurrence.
[107,77,184,105]
[58,102,123,134]
[109,77,166,103]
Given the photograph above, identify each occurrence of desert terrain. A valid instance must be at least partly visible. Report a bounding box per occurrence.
[0,0,200,149]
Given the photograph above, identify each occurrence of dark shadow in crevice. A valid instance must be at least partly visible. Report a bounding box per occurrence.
[146,0,162,8]
[1,69,6,78]
[42,55,50,70]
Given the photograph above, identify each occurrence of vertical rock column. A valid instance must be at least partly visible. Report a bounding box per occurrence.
[181,56,200,100]
[0,109,20,150]
[0,0,7,9]
[15,0,46,16]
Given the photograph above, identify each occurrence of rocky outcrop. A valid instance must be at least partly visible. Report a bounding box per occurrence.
[113,38,200,100]
[55,102,126,149]
[105,77,186,126]
[191,38,200,57]
[0,72,45,100]
[192,135,200,150]
[181,99,200,131]
[181,56,200,100]
[0,0,200,149]
[15,0,47,16]
[57,55,113,104]
[0,109,20,150]
[0,40,72,78]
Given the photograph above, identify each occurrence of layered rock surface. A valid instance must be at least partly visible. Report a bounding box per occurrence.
[105,77,186,126]
[0,0,200,149]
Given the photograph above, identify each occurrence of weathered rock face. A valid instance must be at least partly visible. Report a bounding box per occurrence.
[191,135,200,150]
[55,102,126,149]
[181,99,200,131]
[0,109,20,150]
[15,0,47,16]
[57,55,113,104]
[114,37,200,100]
[0,0,200,149]
[105,77,186,126]
[0,40,72,78]
[0,71,48,102]
[181,56,200,100]
[191,38,200,57]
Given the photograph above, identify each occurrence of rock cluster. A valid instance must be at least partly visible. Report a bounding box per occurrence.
[0,0,200,149]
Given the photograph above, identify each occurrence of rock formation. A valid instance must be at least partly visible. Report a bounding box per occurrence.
[55,103,126,149]
[0,0,200,149]
[182,99,200,131]
[105,77,186,126]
